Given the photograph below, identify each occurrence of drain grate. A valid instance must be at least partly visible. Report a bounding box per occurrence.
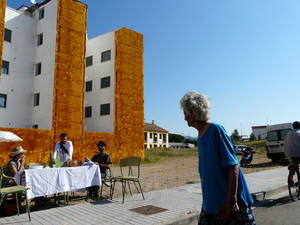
[129,205,168,215]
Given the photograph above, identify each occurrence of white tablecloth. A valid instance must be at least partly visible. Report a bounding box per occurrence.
[15,165,101,199]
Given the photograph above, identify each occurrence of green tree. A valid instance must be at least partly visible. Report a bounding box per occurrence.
[258,134,262,140]
[249,133,256,141]
[169,133,185,143]
[230,129,240,143]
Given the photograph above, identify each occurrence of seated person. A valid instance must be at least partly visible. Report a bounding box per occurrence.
[91,141,112,178]
[88,141,112,198]
[3,145,26,187]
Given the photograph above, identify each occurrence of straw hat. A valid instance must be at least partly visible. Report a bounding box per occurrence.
[10,145,27,158]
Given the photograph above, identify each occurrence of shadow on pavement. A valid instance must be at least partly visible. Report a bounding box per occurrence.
[90,199,113,205]
[253,196,292,208]
[242,159,288,169]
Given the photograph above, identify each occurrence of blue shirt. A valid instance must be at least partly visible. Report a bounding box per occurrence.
[197,123,253,214]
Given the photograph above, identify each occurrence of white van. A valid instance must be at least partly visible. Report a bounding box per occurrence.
[266,123,293,162]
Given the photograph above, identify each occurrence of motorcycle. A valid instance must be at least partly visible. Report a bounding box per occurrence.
[240,147,253,167]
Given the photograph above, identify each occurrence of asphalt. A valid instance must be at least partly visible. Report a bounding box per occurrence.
[0,166,288,225]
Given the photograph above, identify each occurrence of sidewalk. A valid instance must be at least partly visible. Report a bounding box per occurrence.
[0,166,288,225]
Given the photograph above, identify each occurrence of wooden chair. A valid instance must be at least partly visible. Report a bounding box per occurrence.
[0,166,31,221]
[111,157,145,203]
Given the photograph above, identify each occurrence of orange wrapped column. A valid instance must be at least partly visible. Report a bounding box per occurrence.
[114,28,144,162]
[0,0,6,77]
[52,0,87,160]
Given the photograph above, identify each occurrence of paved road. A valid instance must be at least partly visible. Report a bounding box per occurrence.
[190,191,297,225]
[253,191,300,225]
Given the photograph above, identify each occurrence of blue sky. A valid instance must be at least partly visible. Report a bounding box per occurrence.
[7,0,300,137]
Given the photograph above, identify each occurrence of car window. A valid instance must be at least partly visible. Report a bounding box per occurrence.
[267,131,278,141]
[279,129,291,141]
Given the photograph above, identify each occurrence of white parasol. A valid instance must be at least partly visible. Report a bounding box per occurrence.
[0,131,23,142]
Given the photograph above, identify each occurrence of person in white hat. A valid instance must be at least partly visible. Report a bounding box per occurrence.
[3,145,27,187]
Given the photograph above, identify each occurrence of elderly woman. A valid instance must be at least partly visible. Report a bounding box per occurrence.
[3,145,26,187]
[180,91,255,225]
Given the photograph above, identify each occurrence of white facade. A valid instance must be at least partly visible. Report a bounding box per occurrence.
[1,3,57,129]
[144,121,169,149]
[1,1,116,133]
[144,131,169,149]
[251,126,267,139]
[84,32,115,133]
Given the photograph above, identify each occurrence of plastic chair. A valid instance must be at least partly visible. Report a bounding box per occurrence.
[0,166,31,221]
[111,157,145,203]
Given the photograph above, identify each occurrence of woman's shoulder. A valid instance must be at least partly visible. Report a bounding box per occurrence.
[210,122,227,131]
[7,160,17,167]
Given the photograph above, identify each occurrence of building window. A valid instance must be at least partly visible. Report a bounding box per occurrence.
[159,134,162,139]
[85,80,92,92]
[150,133,152,139]
[163,134,167,142]
[100,103,110,116]
[4,28,11,42]
[33,93,40,106]
[35,62,42,75]
[37,33,43,46]
[144,144,147,149]
[39,8,44,20]
[144,132,147,141]
[0,94,7,108]
[1,60,9,74]
[101,50,111,62]
[101,76,111,89]
[86,56,93,67]
[85,106,92,118]
[154,133,158,142]
[32,124,38,129]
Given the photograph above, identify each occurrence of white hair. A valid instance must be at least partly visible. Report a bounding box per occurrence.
[180,91,211,122]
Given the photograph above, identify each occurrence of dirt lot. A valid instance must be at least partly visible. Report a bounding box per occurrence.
[105,151,286,198]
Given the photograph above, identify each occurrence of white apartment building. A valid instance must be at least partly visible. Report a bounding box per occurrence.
[84,32,115,133]
[1,1,57,129]
[144,120,169,149]
[1,0,115,133]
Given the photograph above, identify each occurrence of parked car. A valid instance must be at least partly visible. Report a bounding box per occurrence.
[266,123,293,162]
[234,145,247,154]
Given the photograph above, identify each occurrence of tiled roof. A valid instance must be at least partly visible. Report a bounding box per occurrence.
[144,123,168,133]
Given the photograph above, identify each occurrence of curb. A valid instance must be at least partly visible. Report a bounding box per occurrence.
[251,185,287,202]
[163,185,288,225]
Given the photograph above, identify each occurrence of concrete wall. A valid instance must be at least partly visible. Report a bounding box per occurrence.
[85,31,115,133]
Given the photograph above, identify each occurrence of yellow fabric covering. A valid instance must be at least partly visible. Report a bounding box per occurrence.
[51,0,87,161]
[0,0,6,77]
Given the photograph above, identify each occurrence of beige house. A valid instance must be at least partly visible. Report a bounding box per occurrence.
[144,120,169,149]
